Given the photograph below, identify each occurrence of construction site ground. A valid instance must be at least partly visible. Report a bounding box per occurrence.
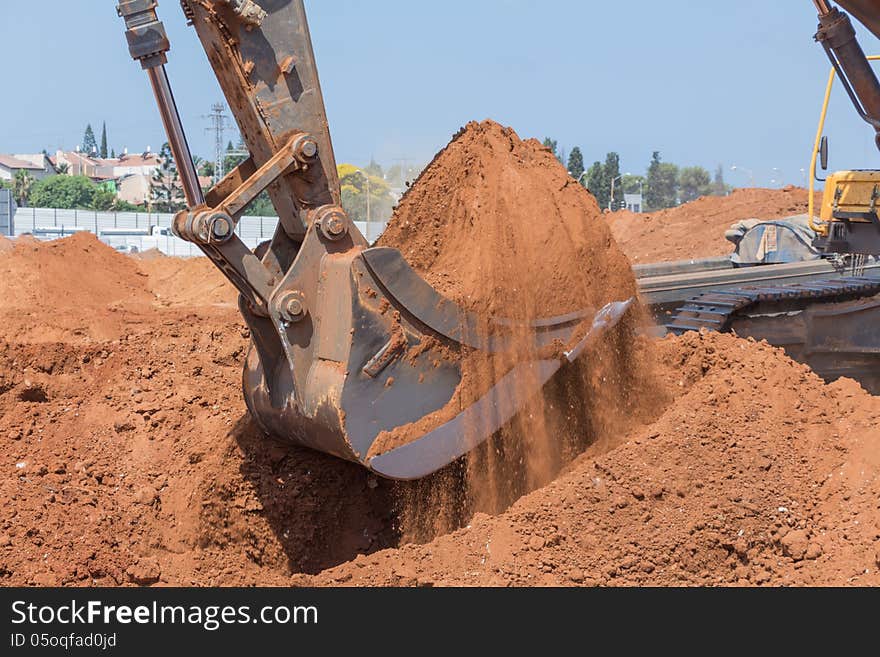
[1,127,878,587]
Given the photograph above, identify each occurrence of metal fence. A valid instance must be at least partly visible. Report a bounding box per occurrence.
[11,207,387,256]
[0,190,15,236]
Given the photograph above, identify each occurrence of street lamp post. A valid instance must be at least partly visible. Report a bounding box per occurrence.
[772,167,784,188]
[628,174,644,211]
[609,174,623,212]
[569,171,589,187]
[731,165,755,188]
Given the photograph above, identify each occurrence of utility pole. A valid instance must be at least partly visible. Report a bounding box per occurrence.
[204,103,232,185]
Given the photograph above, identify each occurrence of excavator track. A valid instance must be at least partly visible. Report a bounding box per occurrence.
[666,276,880,335]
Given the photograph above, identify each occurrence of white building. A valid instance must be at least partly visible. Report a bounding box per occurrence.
[624,193,644,214]
[52,149,161,182]
[0,154,54,182]
[98,150,161,178]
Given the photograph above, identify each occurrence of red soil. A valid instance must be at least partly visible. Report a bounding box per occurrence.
[306,332,880,587]
[0,178,876,588]
[379,120,636,318]
[608,187,819,263]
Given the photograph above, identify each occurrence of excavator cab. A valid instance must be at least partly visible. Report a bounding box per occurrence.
[117,0,634,480]
[811,2,880,257]
[809,53,880,257]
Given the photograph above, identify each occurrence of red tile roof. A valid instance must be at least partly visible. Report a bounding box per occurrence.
[0,155,45,170]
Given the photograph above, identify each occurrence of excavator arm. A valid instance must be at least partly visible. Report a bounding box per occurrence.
[815,0,880,148]
[808,1,880,255]
[116,0,635,480]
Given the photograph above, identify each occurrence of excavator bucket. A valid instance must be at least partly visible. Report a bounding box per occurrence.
[118,0,635,479]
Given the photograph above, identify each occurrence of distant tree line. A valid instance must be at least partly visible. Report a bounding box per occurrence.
[544,138,731,211]
[24,176,139,212]
[81,122,115,158]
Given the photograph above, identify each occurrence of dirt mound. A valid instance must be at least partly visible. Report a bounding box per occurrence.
[380,120,636,318]
[0,236,12,255]
[0,235,237,343]
[306,331,880,587]
[0,232,150,309]
[373,121,648,514]
[0,233,154,343]
[136,254,235,308]
[608,187,818,263]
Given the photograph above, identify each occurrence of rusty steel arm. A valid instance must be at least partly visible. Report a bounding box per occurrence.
[833,0,880,41]
[815,1,880,149]
[182,0,342,240]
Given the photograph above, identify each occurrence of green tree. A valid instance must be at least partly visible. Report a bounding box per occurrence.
[678,166,713,204]
[645,151,679,210]
[91,187,118,211]
[248,194,277,216]
[12,170,35,206]
[622,174,646,195]
[223,140,246,176]
[585,161,606,209]
[100,122,109,159]
[91,186,140,212]
[711,165,730,196]
[338,163,393,227]
[198,158,215,179]
[151,143,185,212]
[604,152,624,211]
[55,163,70,175]
[30,175,97,209]
[83,124,98,156]
[542,138,558,160]
[364,158,384,179]
[567,147,585,182]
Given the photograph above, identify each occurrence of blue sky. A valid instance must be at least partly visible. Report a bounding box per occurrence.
[1,1,879,186]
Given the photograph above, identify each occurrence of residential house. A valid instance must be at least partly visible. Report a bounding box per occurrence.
[51,150,99,178]
[53,148,162,206]
[98,150,161,178]
[0,154,54,182]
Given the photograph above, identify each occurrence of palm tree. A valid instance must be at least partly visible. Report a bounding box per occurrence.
[12,170,34,207]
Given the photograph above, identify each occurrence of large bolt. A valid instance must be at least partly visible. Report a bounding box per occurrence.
[285,297,304,317]
[277,290,307,323]
[325,216,345,237]
[315,206,349,241]
[209,214,233,241]
[293,135,319,164]
[299,139,318,159]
